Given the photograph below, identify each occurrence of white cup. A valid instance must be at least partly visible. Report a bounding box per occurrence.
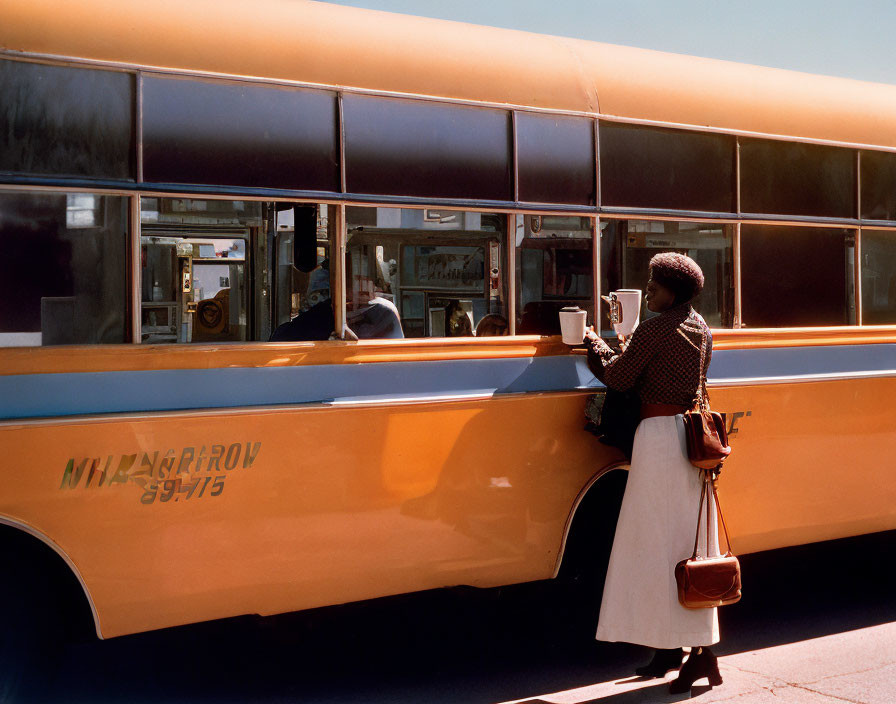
[559,306,587,345]
[601,289,642,337]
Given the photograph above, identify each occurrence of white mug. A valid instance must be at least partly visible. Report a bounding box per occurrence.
[601,289,642,337]
[558,306,587,345]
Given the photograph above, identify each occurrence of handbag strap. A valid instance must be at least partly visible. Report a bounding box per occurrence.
[690,470,734,559]
[691,476,707,558]
[696,321,709,412]
[711,475,734,555]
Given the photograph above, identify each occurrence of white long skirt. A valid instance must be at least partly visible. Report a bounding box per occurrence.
[595,414,720,649]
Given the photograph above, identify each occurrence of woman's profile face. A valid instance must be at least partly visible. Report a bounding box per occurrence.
[645,276,676,313]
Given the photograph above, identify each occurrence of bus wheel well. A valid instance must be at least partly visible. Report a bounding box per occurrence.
[531,467,627,642]
[557,467,628,587]
[0,522,97,642]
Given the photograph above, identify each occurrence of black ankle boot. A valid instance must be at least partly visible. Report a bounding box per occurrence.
[669,648,722,693]
[634,648,684,678]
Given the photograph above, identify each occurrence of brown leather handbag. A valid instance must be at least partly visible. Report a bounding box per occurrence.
[675,472,742,609]
[682,330,731,470]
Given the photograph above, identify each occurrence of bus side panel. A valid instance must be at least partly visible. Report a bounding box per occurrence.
[711,376,896,554]
[4,371,892,639]
[0,391,614,638]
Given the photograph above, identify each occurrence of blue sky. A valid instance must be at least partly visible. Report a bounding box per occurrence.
[323,0,896,86]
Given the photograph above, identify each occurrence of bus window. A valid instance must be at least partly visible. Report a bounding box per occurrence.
[141,75,339,192]
[142,197,336,344]
[861,151,896,221]
[516,113,595,206]
[600,220,734,332]
[515,215,593,335]
[0,59,135,181]
[345,207,506,338]
[343,95,512,202]
[269,203,335,342]
[740,139,855,219]
[860,230,896,324]
[141,197,256,344]
[0,191,129,347]
[740,225,856,327]
[599,122,735,213]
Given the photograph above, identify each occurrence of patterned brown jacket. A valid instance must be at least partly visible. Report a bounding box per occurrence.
[586,302,712,406]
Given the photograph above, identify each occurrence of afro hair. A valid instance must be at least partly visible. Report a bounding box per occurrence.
[648,252,704,303]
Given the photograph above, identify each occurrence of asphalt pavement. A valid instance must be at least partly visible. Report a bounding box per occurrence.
[16,530,896,703]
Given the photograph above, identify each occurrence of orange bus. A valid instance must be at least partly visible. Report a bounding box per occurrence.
[2,0,895,688]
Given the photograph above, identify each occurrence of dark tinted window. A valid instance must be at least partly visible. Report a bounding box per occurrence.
[861,150,896,221]
[740,139,854,218]
[861,230,896,324]
[142,76,339,191]
[599,123,735,212]
[0,191,129,346]
[740,225,855,327]
[516,113,595,205]
[343,95,512,201]
[0,59,134,180]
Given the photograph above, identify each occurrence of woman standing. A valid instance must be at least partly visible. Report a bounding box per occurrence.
[584,252,722,694]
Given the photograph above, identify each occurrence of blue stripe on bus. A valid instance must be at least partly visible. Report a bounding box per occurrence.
[706,343,896,380]
[0,343,894,420]
[0,355,599,420]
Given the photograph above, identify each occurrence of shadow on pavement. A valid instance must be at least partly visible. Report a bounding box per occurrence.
[716,529,895,656]
[28,530,895,704]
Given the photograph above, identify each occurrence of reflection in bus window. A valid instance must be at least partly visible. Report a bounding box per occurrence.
[345,207,506,338]
[861,230,896,324]
[515,215,593,335]
[270,203,335,342]
[740,225,855,327]
[141,198,334,344]
[600,220,734,331]
[141,198,256,343]
[0,191,128,347]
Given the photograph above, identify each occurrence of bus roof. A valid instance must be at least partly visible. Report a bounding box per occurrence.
[3,0,896,150]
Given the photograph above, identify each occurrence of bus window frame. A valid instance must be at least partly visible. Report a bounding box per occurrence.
[598,214,739,331]
[506,213,517,334]
[137,196,264,345]
[514,214,597,336]
[738,222,859,328]
[11,54,896,337]
[4,185,880,346]
[0,184,138,345]
[0,55,894,224]
[129,195,140,342]
[856,223,896,326]
[343,208,515,340]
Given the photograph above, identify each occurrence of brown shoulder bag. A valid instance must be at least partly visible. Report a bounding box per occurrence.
[681,327,731,470]
[675,471,742,608]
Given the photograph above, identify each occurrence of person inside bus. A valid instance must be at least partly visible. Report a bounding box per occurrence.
[444,299,473,336]
[474,314,508,336]
[269,264,335,342]
[584,252,723,695]
[345,274,403,339]
[271,259,403,341]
